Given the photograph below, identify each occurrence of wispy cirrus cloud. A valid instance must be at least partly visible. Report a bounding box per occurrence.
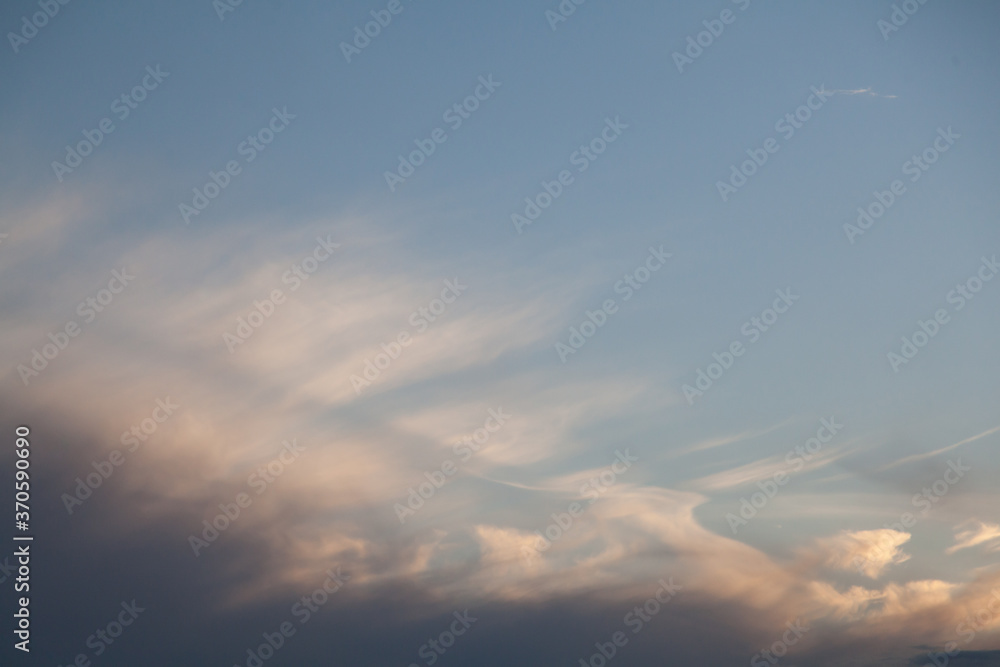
[947,519,1000,555]
[820,86,898,99]
[878,425,1000,472]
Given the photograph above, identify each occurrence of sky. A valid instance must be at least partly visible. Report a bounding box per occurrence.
[1,1,999,665]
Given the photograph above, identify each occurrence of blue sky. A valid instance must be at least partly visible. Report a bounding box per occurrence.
[1,1,1000,665]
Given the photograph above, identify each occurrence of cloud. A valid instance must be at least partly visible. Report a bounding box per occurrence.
[810,529,911,579]
[879,425,1000,472]
[661,418,795,462]
[820,86,898,99]
[682,439,857,493]
[947,520,1000,555]
[4,191,1000,667]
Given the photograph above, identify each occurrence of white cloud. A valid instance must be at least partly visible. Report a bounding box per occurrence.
[820,86,898,99]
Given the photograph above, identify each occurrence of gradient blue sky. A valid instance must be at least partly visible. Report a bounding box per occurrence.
[2,1,999,665]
